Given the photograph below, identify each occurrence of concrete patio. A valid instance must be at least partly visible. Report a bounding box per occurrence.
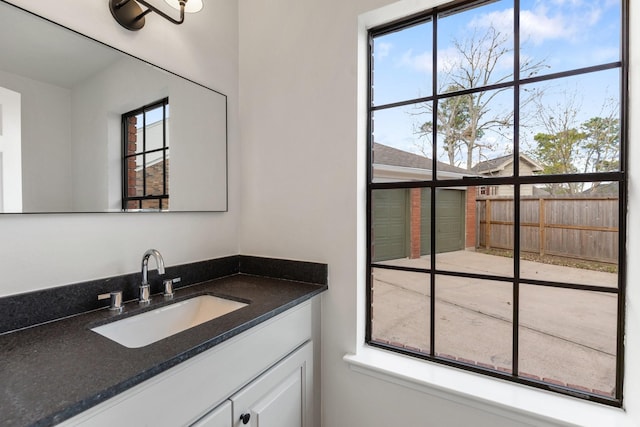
[371,250,618,396]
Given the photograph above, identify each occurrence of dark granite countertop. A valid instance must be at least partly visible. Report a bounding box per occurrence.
[0,274,327,427]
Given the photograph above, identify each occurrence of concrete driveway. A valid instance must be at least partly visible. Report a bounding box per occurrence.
[371,250,618,396]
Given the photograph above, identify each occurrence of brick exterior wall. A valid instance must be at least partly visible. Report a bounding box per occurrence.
[124,115,169,210]
[135,160,168,198]
[466,186,476,249]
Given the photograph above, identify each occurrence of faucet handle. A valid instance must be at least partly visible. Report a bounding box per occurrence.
[98,291,123,312]
[139,284,151,304]
[163,277,181,298]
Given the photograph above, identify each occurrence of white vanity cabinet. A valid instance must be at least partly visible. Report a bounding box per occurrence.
[60,299,317,427]
[191,401,232,427]
[194,341,312,427]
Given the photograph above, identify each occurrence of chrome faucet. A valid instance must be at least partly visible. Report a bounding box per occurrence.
[139,249,165,304]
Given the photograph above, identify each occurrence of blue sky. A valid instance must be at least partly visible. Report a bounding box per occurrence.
[372,0,622,169]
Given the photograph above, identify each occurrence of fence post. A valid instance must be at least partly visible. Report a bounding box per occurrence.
[539,198,546,256]
[485,199,492,249]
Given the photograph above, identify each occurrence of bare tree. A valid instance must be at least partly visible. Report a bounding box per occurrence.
[415,25,547,170]
[416,87,470,165]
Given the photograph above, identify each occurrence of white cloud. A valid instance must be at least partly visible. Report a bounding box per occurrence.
[398,48,433,73]
[585,5,603,26]
[469,8,513,37]
[389,2,616,79]
[520,7,573,45]
[547,0,583,5]
[471,7,571,46]
[375,42,392,60]
[591,46,620,63]
[470,2,609,46]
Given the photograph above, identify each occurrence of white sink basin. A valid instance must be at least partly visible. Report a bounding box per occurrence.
[91,295,248,348]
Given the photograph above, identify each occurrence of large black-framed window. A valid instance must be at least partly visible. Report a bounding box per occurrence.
[122,98,170,211]
[366,0,627,406]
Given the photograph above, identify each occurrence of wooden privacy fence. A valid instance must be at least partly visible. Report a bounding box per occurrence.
[476,196,619,264]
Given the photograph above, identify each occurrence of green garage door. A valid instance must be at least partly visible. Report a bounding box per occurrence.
[373,188,465,262]
[372,189,408,262]
[433,189,465,254]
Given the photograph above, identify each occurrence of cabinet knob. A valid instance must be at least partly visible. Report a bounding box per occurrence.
[240,413,251,424]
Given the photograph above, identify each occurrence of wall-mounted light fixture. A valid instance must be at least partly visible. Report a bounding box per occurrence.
[109,0,203,31]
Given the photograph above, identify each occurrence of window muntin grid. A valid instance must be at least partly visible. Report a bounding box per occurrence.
[366,0,626,406]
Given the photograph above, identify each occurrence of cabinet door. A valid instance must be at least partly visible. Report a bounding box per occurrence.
[231,341,312,427]
[192,400,232,427]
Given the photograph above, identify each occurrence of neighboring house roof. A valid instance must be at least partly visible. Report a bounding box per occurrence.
[471,153,543,175]
[373,143,469,175]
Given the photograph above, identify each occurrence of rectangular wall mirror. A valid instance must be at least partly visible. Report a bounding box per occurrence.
[0,0,227,213]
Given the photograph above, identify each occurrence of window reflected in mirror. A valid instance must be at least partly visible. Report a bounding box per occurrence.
[122,99,170,211]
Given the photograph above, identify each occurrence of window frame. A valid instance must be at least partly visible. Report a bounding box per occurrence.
[366,0,628,407]
[121,97,170,211]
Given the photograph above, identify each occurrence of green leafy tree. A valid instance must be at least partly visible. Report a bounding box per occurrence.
[533,129,585,175]
[581,116,620,173]
[530,93,620,194]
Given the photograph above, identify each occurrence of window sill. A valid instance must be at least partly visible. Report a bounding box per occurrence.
[344,346,631,427]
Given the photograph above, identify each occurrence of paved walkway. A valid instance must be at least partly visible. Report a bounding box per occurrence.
[371,250,618,395]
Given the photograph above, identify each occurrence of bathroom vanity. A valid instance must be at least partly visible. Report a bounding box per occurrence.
[0,257,326,426]
[62,295,316,426]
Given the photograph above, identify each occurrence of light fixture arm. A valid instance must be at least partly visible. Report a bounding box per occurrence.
[110,0,187,31]
[135,0,185,25]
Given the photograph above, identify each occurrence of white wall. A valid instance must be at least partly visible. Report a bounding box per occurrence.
[170,76,227,211]
[70,56,227,212]
[0,69,72,212]
[0,0,239,296]
[0,86,22,212]
[238,0,640,426]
